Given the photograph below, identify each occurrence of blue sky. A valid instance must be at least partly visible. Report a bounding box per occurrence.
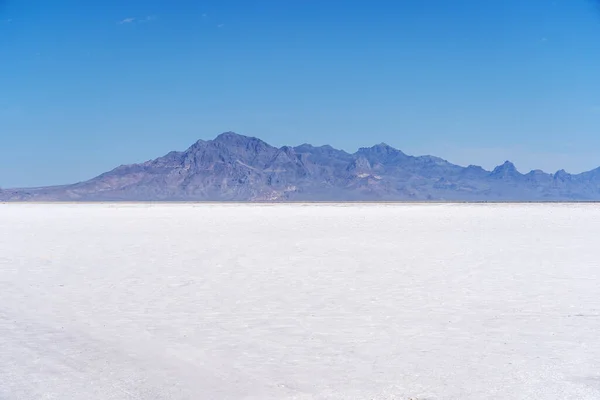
[1,0,599,187]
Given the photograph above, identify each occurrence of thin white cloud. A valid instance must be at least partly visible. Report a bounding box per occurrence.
[217,23,224,28]
[118,16,156,25]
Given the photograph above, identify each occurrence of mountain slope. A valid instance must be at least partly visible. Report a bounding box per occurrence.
[2,132,600,201]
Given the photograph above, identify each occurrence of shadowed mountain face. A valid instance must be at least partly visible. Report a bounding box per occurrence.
[3,132,600,201]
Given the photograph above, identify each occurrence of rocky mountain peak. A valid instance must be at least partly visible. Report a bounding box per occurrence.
[491,161,520,177]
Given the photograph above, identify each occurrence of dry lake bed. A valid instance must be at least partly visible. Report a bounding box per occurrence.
[1,203,600,399]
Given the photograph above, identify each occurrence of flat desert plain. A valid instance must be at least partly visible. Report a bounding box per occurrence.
[1,203,600,400]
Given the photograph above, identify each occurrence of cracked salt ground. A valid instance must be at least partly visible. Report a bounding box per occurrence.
[1,203,600,399]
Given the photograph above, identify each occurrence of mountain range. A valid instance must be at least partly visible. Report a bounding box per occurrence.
[2,131,600,201]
